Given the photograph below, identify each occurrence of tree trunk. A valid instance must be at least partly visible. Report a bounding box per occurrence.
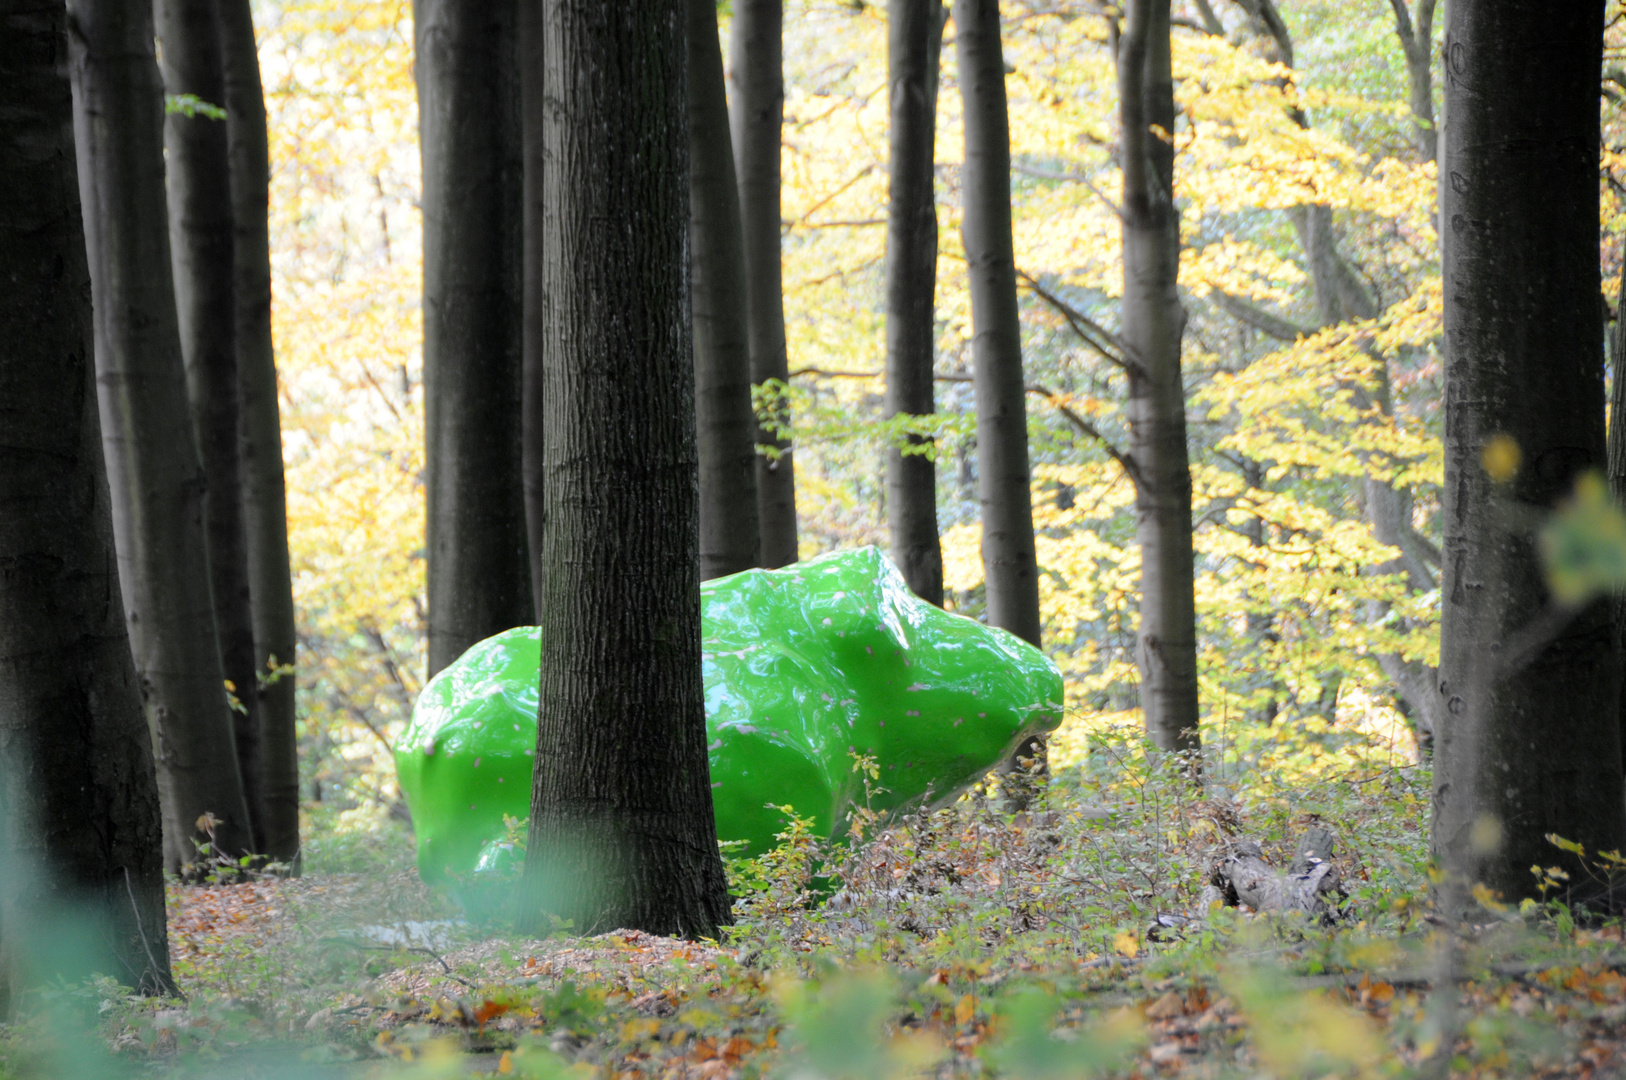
[1235,3,1445,741]
[156,0,266,855]
[520,0,546,615]
[0,0,175,999]
[67,0,254,874]
[219,0,300,867]
[416,0,532,678]
[1387,0,1439,163]
[954,0,1046,799]
[1117,0,1200,755]
[885,0,946,605]
[523,0,732,938]
[1435,0,1624,903]
[1610,256,1626,776]
[729,0,798,567]
[688,0,759,580]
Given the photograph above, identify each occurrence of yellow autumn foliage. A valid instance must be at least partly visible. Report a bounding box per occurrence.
[256,0,1473,806]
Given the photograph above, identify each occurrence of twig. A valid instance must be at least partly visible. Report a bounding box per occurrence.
[1015,270,1139,374]
[784,366,1140,483]
[324,937,477,990]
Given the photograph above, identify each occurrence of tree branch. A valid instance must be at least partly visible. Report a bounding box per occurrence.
[1015,269,1141,373]
[786,367,1142,485]
[1210,289,1311,341]
[1191,0,1226,35]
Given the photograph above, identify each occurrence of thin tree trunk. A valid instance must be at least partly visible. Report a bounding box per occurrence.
[156,0,266,854]
[1435,0,1623,903]
[67,0,254,874]
[729,0,798,567]
[416,0,532,678]
[1117,0,1200,755]
[688,0,759,580]
[219,0,299,867]
[0,0,175,998]
[524,0,732,938]
[954,0,1046,800]
[885,0,946,605]
[1610,254,1626,777]
[521,0,545,614]
[1387,0,1438,163]
[1236,3,1444,741]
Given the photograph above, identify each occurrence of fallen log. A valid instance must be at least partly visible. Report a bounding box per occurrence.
[1203,826,1346,923]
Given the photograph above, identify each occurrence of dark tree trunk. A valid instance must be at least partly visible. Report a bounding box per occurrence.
[219,0,300,867]
[521,0,545,614]
[1117,0,1199,755]
[729,0,798,567]
[0,0,175,999]
[67,0,254,874]
[688,0,759,579]
[885,0,946,605]
[156,0,266,854]
[954,0,1045,798]
[416,0,532,678]
[1611,257,1626,776]
[523,0,732,938]
[1435,0,1624,902]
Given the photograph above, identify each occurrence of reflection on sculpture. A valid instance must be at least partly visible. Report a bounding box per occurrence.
[395,546,1064,885]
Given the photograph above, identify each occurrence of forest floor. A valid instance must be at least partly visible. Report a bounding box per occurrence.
[6,715,1626,1079]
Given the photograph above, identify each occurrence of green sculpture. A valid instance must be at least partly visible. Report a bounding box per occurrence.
[395,546,1063,886]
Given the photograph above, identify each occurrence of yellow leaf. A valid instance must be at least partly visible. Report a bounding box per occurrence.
[955,994,975,1026]
[1114,931,1140,958]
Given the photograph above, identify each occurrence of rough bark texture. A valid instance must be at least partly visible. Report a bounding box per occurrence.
[156,0,266,854]
[729,0,798,567]
[1206,828,1344,922]
[523,0,732,939]
[68,0,253,874]
[1436,0,1624,903]
[520,0,545,615]
[688,0,759,580]
[0,0,175,998]
[954,0,1045,797]
[1118,0,1199,755]
[220,0,300,866]
[885,0,946,606]
[417,0,533,679]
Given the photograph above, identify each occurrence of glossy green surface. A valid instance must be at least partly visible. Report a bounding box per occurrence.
[395,546,1063,885]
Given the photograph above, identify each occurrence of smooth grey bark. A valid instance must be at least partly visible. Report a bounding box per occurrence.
[521,0,545,614]
[729,0,798,567]
[416,0,532,678]
[219,0,299,867]
[156,0,266,854]
[0,0,174,998]
[954,0,1045,797]
[1117,0,1199,755]
[1387,0,1439,163]
[885,0,946,605]
[67,0,254,874]
[523,0,732,938]
[1436,0,1624,903]
[688,0,759,580]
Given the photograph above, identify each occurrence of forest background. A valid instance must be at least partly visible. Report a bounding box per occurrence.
[280,0,1490,848]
